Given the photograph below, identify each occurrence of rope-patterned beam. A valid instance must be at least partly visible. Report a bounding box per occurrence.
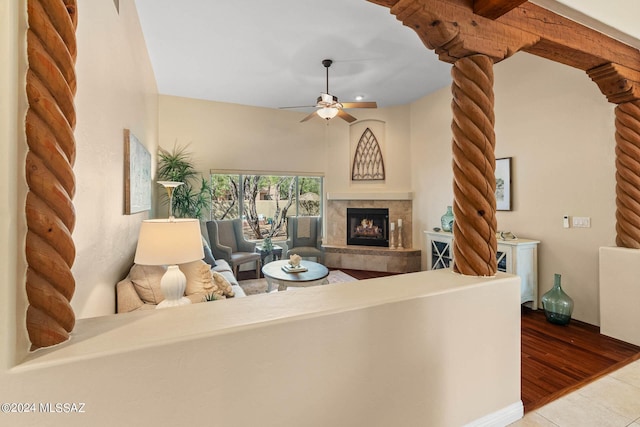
[25,0,78,349]
[615,101,640,249]
[451,55,498,276]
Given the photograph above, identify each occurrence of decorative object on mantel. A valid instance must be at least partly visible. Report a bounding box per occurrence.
[441,206,454,232]
[397,219,404,249]
[352,128,385,181]
[541,274,574,325]
[389,222,396,249]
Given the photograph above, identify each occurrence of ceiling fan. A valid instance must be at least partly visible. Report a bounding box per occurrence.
[282,59,377,123]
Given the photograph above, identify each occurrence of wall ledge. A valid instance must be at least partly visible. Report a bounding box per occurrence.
[4,271,521,426]
[327,191,413,200]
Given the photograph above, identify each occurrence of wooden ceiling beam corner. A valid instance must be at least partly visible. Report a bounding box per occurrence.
[588,63,640,104]
[389,0,539,64]
[473,0,527,20]
[367,0,640,75]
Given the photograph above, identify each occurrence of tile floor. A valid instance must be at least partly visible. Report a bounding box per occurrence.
[510,358,640,426]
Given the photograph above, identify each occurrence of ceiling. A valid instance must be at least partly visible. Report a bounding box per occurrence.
[133,0,454,112]
[133,1,640,113]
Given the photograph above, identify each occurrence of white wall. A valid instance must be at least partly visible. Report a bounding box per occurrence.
[411,52,616,325]
[0,0,24,368]
[158,96,414,209]
[71,0,158,319]
[1,271,522,427]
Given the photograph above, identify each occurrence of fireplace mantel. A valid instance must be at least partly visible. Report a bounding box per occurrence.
[325,197,420,273]
[327,192,413,201]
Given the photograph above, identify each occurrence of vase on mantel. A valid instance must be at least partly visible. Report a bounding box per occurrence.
[441,206,454,232]
[541,273,574,325]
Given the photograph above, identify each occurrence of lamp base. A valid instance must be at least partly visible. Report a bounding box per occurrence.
[156,264,191,309]
[157,296,191,309]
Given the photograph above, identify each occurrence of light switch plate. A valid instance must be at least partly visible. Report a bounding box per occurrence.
[572,216,591,228]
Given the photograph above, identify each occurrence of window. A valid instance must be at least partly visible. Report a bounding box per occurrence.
[210,171,322,240]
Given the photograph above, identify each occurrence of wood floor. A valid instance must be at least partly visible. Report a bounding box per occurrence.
[238,267,640,413]
[520,306,640,412]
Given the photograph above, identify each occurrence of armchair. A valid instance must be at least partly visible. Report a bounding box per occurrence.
[206,219,260,278]
[285,216,324,264]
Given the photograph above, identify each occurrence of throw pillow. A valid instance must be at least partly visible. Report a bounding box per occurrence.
[201,236,217,267]
[179,259,216,296]
[129,264,167,305]
[212,271,235,298]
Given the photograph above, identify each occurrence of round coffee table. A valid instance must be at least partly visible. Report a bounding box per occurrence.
[261,260,329,292]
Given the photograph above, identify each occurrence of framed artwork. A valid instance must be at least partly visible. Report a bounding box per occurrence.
[124,129,151,214]
[495,157,512,211]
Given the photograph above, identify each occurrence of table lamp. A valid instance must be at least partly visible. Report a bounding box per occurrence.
[134,218,204,308]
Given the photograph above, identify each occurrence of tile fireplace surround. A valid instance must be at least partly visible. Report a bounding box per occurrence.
[324,193,421,273]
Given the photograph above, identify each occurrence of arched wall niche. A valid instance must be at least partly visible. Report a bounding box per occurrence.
[22,0,640,347]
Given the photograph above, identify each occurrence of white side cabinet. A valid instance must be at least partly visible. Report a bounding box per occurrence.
[425,231,540,308]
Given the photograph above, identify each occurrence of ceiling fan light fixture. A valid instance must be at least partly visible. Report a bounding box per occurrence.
[317,106,339,120]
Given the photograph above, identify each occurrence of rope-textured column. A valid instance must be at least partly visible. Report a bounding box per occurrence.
[25,0,78,349]
[615,100,640,248]
[450,55,497,276]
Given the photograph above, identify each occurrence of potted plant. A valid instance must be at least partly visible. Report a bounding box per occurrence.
[157,143,212,219]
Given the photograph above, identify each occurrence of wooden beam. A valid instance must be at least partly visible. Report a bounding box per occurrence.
[369,0,640,71]
[473,0,527,20]
[499,3,640,73]
[367,0,640,101]
[588,63,640,104]
[389,0,539,63]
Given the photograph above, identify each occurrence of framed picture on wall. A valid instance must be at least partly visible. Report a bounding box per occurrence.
[124,129,151,214]
[495,157,512,211]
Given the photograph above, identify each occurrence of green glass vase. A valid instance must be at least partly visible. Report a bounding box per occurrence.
[541,274,574,325]
[441,206,454,232]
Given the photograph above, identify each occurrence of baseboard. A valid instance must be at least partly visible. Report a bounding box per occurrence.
[463,401,524,427]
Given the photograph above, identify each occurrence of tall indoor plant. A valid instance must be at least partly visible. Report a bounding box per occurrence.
[157,144,212,219]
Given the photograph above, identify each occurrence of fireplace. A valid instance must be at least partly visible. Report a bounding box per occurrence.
[346,208,389,247]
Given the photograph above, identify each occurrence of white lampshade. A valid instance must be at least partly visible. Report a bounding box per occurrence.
[134,218,204,265]
[317,106,339,120]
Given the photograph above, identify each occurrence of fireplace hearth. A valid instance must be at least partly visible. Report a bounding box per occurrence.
[346,208,389,247]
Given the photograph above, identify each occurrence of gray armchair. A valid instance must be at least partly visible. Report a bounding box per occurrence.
[285,216,324,264]
[206,219,260,278]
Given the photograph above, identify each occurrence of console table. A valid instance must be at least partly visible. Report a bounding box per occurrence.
[425,231,540,308]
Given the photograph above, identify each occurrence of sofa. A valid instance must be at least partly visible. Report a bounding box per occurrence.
[116,257,246,313]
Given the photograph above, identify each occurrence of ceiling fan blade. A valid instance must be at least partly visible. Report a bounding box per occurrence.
[341,102,378,109]
[280,105,316,109]
[337,109,357,123]
[300,111,318,122]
